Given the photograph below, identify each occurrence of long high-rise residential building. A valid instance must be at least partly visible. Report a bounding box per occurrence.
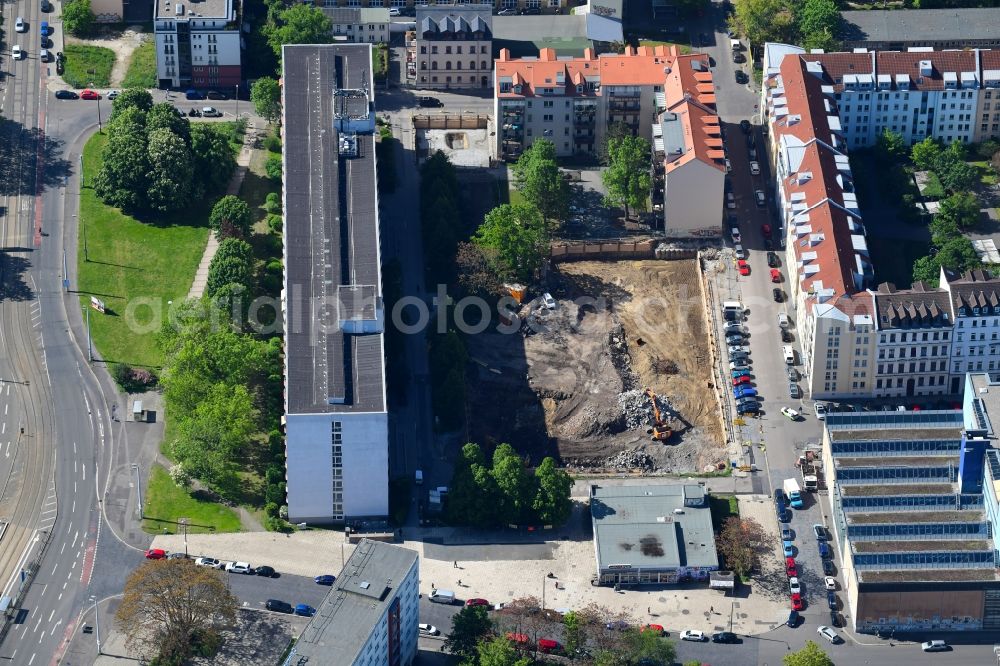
[281,44,389,525]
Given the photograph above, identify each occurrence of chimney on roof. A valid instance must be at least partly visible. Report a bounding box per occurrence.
[498,48,511,61]
[877,282,896,294]
[584,47,594,60]
[919,59,933,76]
[539,47,556,61]
[912,281,928,292]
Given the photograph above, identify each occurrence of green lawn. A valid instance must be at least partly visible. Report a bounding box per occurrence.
[77,132,209,368]
[921,171,945,200]
[142,464,243,534]
[709,494,739,531]
[971,160,999,187]
[63,45,116,88]
[122,40,157,89]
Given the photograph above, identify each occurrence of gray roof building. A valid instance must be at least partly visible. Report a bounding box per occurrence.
[872,281,952,330]
[416,5,492,38]
[590,484,719,586]
[283,539,420,665]
[841,8,1000,49]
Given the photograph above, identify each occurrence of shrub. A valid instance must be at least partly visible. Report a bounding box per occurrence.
[266,214,283,233]
[264,192,281,213]
[169,463,192,488]
[264,502,279,518]
[263,134,282,153]
[265,156,282,181]
[111,363,133,388]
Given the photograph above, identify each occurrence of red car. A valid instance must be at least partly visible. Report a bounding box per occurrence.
[81,89,100,100]
[145,548,167,560]
[791,593,804,611]
[761,223,772,236]
[640,624,665,635]
[465,598,490,608]
[737,260,750,276]
[770,268,782,283]
[785,558,798,577]
[733,375,752,386]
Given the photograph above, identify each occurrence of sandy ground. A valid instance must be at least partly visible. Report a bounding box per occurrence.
[65,28,147,87]
[465,259,724,473]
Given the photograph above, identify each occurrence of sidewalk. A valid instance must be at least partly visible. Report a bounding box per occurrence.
[186,123,257,300]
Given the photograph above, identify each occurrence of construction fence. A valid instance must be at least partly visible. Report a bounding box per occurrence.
[412,114,490,130]
[550,239,698,262]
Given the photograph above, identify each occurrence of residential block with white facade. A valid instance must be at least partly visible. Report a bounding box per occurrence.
[415,5,492,89]
[154,0,241,89]
[323,7,390,43]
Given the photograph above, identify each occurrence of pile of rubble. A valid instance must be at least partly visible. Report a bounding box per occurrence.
[607,325,638,392]
[617,389,671,431]
[604,448,656,471]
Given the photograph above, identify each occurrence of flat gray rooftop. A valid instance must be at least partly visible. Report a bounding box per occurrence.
[282,44,386,415]
[289,540,418,663]
[852,539,992,553]
[841,8,1000,44]
[860,568,1000,584]
[839,483,955,497]
[847,510,983,525]
[591,484,718,572]
[155,0,233,20]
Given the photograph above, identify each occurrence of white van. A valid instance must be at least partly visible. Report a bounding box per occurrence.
[730,38,741,52]
[777,312,789,329]
[783,345,795,365]
[429,589,455,604]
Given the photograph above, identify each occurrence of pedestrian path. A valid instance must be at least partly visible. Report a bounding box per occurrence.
[186,124,256,300]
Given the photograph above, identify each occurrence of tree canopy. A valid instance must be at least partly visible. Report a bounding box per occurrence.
[444,606,493,661]
[784,640,834,666]
[266,4,333,58]
[209,195,253,239]
[513,140,569,225]
[62,0,95,37]
[146,127,194,212]
[472,203,548,282]
[716,516,769,577]
[115,559,238,663]
[251,77,282,124]
[602,135,651,219]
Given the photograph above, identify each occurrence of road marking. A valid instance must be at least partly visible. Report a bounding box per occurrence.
[72,531,78,548]
[59,542,65,555]
[57,592,61,601]
[73,441,76,456]
[47,610,53,623]
[71,560,76,570]
[73,481,76,494]
[61,582,66,590]
[1,423,4,435]
[3,404,6,415]
[50,564,57,576]
[28,653,34,666]
[82,465,85,481]
[71,500,75,513]
[33,617,41,633]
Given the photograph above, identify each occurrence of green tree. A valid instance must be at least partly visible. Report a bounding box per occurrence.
[602,135,651,219]
[783,640,834,666]
[492,444,531,525]
[94,106,149,211]
[937,158,977,192]
[729,0,795,45]
[937,236,981,274]
[716,516,769,577]
[444,606,492,661]
[874,128,907,164]
[911,137,942,170]
[206,254,253,299]
[533,457,573,526]
[214,237,254,265]
[600,121,633,165]
[477,635,532,666]
[110,88,154,121]
[929,214,959,248]
[473,203,548,282]
[622,628,676,665]
[145,127,194,212]
[266,155,283,180]
[937,191,981,230]
[802,28,838,52]
[563,611,585,656]
[912,254,941,286]
[251,77,282,124]
[209,195,253,238]
[797,0,840,42]
[191,124,237,196]
[62,0,95,37]
[266,4,333,58]
[147,102,191,146]
[513,140,569,226]
[447,443,500,527]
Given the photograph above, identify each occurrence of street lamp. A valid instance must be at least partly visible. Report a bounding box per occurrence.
[88,595,102,655]
[90,81,103,132]
[132,464,143,518]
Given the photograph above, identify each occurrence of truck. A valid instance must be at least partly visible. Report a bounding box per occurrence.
[797,450,822,491]
[783,478,803,508]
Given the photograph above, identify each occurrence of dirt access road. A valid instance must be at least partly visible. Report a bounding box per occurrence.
[465,259,724,473]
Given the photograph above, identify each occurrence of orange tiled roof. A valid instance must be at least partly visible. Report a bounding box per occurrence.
[661,55,724,175]
[801,50,978,92]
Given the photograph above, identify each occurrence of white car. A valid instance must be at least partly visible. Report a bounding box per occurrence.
[15,17,26,32]
[824,576,837,590]
[725,158,732,173]
[814,402,828,420]
[734,244,745,259]
[419,623,440,636]
[11,45,23,60]
[39,48,50,62]
[225,561,253,574]
[726,192,736,209]
[680,629,706,642]
[195,557,222,568]
[107,90,120,100]
[729,360,750,371]
[788,577,801,595]
[730,227,741,243]
[201,106,222,117]
[750,160,760,175]
[921,640,948,652]
[816,625,841,644]
[541,292,556,310]
[728,345,750,356]
[780,407,800,421]
[388,6,401,15]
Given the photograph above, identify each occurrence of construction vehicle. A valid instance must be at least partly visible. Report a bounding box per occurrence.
[796,449,822,491]
[644,388,673,441]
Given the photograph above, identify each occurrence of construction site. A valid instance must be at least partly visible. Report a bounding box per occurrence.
[465,259,726,473]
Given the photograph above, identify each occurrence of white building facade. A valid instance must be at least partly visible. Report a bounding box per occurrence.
[155,0,242,89]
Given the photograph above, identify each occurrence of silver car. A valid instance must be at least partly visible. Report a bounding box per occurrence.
[15,17,26,32]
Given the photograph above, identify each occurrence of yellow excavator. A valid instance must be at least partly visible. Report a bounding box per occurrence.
[644,388,673,442]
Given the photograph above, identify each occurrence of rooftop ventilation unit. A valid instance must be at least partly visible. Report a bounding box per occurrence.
[175,3,183,14]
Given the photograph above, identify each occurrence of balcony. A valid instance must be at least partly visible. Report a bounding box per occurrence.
[574,111,595,125]
[609,99,640,113]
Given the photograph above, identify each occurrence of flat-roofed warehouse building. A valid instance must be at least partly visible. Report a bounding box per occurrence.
[590,484,719,586]
[281,539,420,666]
[281,44,389,525]
[822,404,1000,634]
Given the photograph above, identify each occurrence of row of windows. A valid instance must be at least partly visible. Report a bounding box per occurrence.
[880,330,950,343]
[838,466,954,481]
[420,61,489,70]
[878,360,946,374]
[842,495,982,510]
[854,551,995,568]
[876,375,947,389]
[419,75,489,84]
[331,422,343,520]
[419,44,489,55]
[847,522,988,539]
[831,439,961,455]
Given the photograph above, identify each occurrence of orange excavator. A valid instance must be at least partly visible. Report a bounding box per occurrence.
[644,388,673,442]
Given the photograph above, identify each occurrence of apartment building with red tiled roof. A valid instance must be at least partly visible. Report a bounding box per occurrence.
[494,45,676,160]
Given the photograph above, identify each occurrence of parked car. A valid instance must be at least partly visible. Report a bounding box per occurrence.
[294,604,316,617]
[737,401,760,415]
[827,591,837,610]
[766,251,779,268]
[734,386,757,399]
[732,369,751,379]
[166,552,188,559]
[740,119,752,134]
[11,45,24,60]
[713,631,738,643]
[725,158,732,173]
[816,625,841,644]
[225,561,253,574]
[466,598,490,607]
[824,576,836,591]
[819,542,831,559]
[730,227,741,243]
[726,334,744,346]
[418,96,443,107]
[144,548,167,560]
[185,89,206,100]
[773,288,784,303]
[419,623,440,636]
[789,383,800,399]
[40,21,49,36]
[737,260,750,276]
[781,329,793,343]
[314,574,336,585]
[814,524,828,540]
[750,161,760,175]
[201,106,222,117]
[189,108,202,117]
[921,640,948,652]
[733,375,752,387]
[80,89,100,100]
[782,541,794,557]
[769,268,782,283]
[55,90,79,99]
[781,407,800,420]
[640,624,664,635]
[680,630,706,642]
[735,70,748,84]
[265,599,293,614]
[787,366,799,381]
[107,90,120,100]
[254,565,276,577]
[785,557,797,577]
[520,6,540,13]
[729,361,750,371]
[724,323,746,336]
[790,593,803,611]
[206,90,229,100]
[537,638,562,653]
[814,403,827,420]
[389,6,401,15]
[15,16,26,32]
[788,577,801,595]
[755,189,766,207]
[781,527,794,541]
[822,560,835,576]
[787,610,800,628]
[830,610,841,627]
[733,243,745,259]
[195,557,222,568]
